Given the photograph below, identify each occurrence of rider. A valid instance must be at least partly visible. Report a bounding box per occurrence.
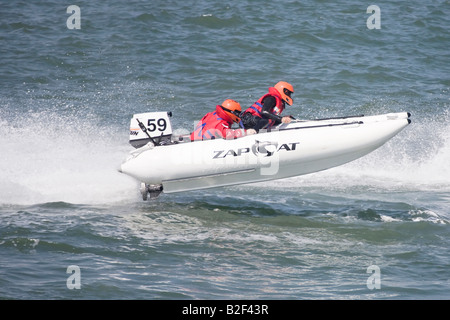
[190,99,247,141]
[241,81,294,133]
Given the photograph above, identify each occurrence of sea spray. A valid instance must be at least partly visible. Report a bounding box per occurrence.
[0,110,137,205]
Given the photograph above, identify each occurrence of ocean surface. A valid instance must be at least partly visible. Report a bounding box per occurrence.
[1,0,449,300]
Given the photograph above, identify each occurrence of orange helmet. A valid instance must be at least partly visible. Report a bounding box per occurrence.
[219,99,242,123]
[274,81,294,106]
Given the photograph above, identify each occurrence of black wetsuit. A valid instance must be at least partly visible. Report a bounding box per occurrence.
[241,96,284,131]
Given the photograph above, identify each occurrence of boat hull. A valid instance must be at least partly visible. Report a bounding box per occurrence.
[120,112,410,194]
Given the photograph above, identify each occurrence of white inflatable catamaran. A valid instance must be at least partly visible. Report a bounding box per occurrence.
[120,111,411,199]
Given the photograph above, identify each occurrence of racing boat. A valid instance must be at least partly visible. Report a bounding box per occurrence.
[119,111,411,199]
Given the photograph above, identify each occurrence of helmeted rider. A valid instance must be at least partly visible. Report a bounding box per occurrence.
[190,99,247,141]
[241,81,294,133]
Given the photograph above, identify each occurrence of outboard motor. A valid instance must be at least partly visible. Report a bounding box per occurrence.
[129,111,173,148]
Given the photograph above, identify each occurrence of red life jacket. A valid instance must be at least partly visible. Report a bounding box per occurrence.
[190,106,244,141]
[244,87,285,128]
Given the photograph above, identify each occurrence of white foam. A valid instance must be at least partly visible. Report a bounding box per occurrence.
[0,111,138,205]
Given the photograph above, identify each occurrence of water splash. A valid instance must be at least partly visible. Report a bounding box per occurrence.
[0,110,137,205]
[269,109,450,193]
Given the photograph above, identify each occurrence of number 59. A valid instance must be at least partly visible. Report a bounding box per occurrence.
[147,118,167,132]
